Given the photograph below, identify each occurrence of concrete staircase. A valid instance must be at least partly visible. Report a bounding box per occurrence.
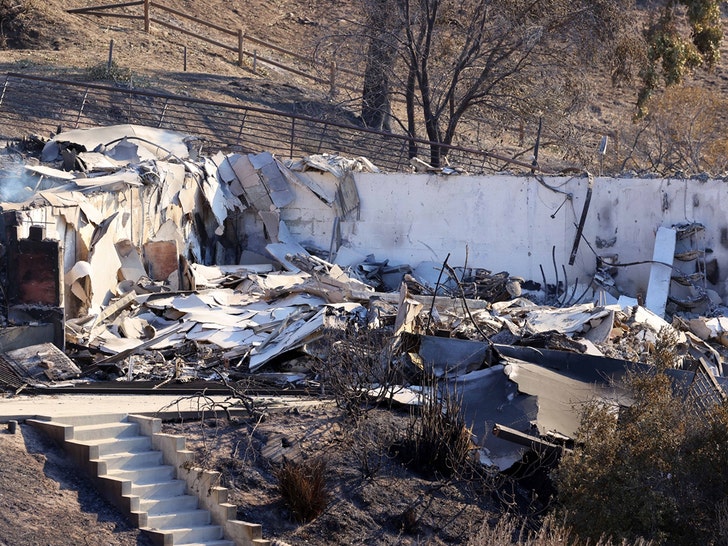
[28,413,269,546]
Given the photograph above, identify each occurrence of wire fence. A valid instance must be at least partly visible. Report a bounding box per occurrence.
[59,1,618,173]
[0,73,538,174]
[67,0,355,94]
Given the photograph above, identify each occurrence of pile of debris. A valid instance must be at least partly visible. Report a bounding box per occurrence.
[1,124,727,471]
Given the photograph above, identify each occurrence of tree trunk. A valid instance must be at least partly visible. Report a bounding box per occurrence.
[406,66,418,158]
[361,0,397,131]
[361,49,392,130]
[429,143,442,168]
[425,117,442,167]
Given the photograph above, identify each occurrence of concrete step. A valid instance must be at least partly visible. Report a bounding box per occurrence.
[32,413,250,546]
[99,450,164,471]
[140,494,198,515]
[44,413,129,427]
[132,479,187,499]
[90,435,152,456]
[171,542,234,546]
[72,422,140,442]
[146,509,211,529]
[107,464,175,485]
[168,524,226,544]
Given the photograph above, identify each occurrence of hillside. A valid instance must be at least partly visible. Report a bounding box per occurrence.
[1,2,728,169]
[0,0,359,116]
[1,0,728,174]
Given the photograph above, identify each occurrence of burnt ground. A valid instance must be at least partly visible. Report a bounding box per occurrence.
[0,423,153,546]
[162,403,519,546]
[0,399,535,546]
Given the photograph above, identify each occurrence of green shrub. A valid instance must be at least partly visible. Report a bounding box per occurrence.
[86,61,132,84]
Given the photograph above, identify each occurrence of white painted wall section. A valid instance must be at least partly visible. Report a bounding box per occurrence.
[281,172,728,302]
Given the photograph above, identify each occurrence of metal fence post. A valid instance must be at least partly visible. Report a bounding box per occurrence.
[236,111,248,145]
[0,75,9,110]
[144,0,150,32]
[290,117,296,159]
[316,122,328,153]
[158,98,169,127]
[395,138,408,171]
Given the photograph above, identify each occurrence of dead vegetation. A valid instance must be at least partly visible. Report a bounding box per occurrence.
[275,457,329,523]
[0,0,78,50]
[394,375,475,479]
[311,326,404,419]
[162,382,672,545]
[555,329,728,545]
[466,517,653,546]
[617,85,728,175]
[0,0,35,48]
[164,404,496,545]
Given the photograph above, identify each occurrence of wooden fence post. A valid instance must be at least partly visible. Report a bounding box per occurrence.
[144,0,150,32]
[253,50,257,73]
[329,61,337,99]
[238,29,244,67]
[107,39,114,71]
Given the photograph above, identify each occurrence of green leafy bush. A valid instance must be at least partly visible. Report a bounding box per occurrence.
[86,61,132,84]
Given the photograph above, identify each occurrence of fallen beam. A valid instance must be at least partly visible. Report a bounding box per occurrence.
[492,423,567,456]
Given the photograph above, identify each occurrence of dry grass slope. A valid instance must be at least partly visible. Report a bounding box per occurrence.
[0,0,726,174]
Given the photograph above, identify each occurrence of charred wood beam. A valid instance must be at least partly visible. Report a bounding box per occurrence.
[492,423,570,456]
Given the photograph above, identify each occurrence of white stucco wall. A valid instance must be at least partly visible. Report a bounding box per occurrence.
[281,172,728,301]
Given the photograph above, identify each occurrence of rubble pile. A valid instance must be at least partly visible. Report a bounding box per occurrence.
[2,124,728,471]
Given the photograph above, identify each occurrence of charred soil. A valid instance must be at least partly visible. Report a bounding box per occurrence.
[162,403,521,546]
[0,423,153,546]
